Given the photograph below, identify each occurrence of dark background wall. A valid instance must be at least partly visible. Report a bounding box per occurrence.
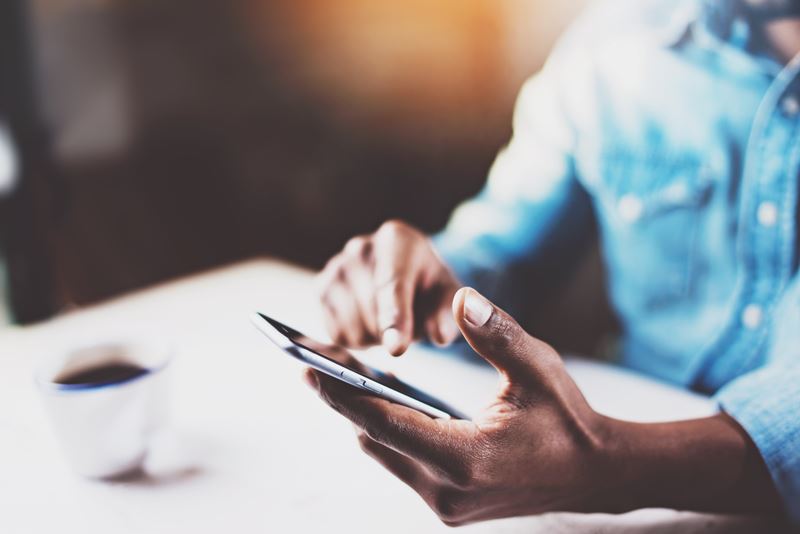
[24,0,589,309]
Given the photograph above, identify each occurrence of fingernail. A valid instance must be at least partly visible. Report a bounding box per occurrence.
[382,327,403,354]
[464,290,492,327]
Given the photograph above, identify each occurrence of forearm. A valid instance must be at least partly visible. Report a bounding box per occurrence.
[595,412,782,514]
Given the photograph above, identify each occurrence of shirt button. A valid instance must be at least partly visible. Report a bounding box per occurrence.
[782,95,800,117]
[741,304,763,330]
[617,194,643,223]
[757,201,778,227]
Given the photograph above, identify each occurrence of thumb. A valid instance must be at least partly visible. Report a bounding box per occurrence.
[452,287,556,380]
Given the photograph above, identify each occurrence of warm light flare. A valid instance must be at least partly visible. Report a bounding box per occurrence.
[244,0,587,140]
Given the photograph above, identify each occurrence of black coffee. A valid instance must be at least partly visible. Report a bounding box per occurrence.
[55,362,148,386]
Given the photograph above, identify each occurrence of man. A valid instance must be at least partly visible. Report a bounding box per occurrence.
[309,0,800,525]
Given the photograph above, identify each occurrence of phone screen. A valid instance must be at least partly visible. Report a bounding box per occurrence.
[262,314,465,419]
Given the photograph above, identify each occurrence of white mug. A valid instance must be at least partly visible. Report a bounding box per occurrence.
[35,340,171,478]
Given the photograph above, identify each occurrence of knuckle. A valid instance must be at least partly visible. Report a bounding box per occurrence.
[356,433,381,456]
[344,236,371,258]
[325,254,345,273]
[362,422,385,445]
[356,432,372,450]
[488,315,519,353]
[333,264,348,283]
[431,487,469,524]
[377,219,407,237]
[361,411,392,445]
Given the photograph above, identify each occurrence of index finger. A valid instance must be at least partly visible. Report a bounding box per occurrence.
[306,368,473,470]
[373,223,421,355]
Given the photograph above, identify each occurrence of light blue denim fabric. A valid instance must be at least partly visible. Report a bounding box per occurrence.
[433,0,800,521]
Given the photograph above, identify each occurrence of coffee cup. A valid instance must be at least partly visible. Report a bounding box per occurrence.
[35,340,171,478]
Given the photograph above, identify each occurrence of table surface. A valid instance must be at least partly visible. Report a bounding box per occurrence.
[0,259,788,533]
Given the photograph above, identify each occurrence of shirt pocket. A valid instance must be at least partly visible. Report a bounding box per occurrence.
[593,154,714,311]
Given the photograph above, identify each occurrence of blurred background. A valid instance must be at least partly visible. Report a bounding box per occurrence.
[0,0,593,332]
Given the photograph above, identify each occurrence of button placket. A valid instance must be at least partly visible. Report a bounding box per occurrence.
[703,71,800,388]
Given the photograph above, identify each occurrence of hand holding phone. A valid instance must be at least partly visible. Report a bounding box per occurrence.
[251,312,467,419]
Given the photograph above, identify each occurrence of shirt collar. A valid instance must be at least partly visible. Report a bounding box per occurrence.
[695,0,754,48]
[658,0,747,48]
[663,0,784,75]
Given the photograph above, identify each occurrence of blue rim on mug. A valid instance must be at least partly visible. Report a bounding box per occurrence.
[35,341,172,394]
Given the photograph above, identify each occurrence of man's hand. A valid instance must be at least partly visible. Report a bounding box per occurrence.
[305,287,610,524]
[316,220,461,355]
[305,288,783,525]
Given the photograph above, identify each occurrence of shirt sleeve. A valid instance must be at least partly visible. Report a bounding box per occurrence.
[716,284,800,523]
[431,51,594,310]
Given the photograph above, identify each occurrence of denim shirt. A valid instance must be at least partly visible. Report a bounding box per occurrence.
[433,0,800,521]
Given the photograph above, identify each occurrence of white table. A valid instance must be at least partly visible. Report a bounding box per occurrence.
[0,260,788,533]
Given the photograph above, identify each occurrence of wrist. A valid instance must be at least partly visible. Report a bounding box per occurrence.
[589,413,779,514]
[554,410,637,513]
[574,414,647,513]
[589,415,657,512]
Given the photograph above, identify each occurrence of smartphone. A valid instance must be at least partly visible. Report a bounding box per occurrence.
[250,312,467,419]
